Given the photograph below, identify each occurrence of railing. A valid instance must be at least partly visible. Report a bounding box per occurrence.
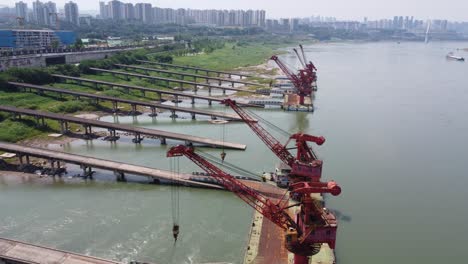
[0,44,155,58]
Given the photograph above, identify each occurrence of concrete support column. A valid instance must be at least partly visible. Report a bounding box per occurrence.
[218,80,222,86]
[81,165,93,179]
[25,155,30,164]
[170,110,177,119]
[112,101,118,112]
[150,107,157,117]
[208,100,212,106]
[223,89,226,95]
[160,137,167,145]
[193,85,197,93]
[231,82,235,87]
[60,121,65,133]
[131,104,137,115]
[191,113,196,120]
[208,87,212,96]
[191,97,195,104]
[115,171,126,182]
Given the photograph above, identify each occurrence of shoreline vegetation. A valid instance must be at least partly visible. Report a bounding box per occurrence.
[0,38,295,145]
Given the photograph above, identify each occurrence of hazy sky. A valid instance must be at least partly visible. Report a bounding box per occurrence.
[3,0,468,21]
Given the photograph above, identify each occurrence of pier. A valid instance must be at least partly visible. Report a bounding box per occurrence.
[0,142,221,188]
[9,82,244,121]
[115,64,266,87]
[51,74,262,107]
[136,60,253,79]
[0,105,247,150]
[88,68,257,95]
[0,237,121,264]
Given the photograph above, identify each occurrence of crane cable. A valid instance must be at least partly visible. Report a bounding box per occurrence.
[244,108,290,138]
[170,157,180,243]
[220,104,227,163]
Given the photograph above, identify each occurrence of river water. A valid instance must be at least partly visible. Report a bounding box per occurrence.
[1,42,468,264]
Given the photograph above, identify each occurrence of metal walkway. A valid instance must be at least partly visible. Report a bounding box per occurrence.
[51,74,262,108]
[136,60,253,79]
[89,68,256,94]
[115,64,266,87]
[0,105,247,150]
[0,237,121,264]
[9,82,243,121]
[0,142,221,188]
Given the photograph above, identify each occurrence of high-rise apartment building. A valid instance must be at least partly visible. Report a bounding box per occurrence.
[124,3,134,20]
[64,1,79,26]
[15,1,29,22]
[97,1,266,27]
[109,0,123,20]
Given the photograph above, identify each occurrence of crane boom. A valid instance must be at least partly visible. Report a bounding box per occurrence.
[167,144,341,263]
[270,55,302,88]
[293,48,306,68]
[167,145,297,230]
[221,99,324,180]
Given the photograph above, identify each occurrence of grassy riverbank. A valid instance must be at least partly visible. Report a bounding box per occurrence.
[173,42,286,71]
[0,38,300,143]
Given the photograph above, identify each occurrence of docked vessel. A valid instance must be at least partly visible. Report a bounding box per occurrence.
[446,52,465,61]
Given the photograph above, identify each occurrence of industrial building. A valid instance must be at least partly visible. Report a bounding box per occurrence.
[0,29,76,50]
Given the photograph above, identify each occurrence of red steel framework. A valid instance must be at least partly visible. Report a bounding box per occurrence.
[271,45,318,105]
[221,98,341,263]
[167,145,341,264]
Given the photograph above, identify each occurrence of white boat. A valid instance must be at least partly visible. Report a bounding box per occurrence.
[446,52,465,61]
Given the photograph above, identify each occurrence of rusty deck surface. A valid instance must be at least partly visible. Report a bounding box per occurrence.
[0,237,121,264]
[0,105,247,150]
[0,142,221,189]
[136,60,254,78]
[89,68,255,94]
[8,82,243,121]
[115,64,265,87]
[51,74,262,108]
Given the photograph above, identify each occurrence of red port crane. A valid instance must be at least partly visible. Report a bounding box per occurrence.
[272,45,318,105]
[221,99,327,182]
[167,145,341,264]
[295,44,317,76]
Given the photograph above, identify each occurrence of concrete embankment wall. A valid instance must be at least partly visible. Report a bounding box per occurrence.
[0,50,123,71]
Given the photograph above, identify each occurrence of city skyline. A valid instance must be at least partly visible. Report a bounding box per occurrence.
[2,0,468,21]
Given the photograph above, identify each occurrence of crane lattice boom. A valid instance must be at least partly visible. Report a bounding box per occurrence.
[167,145,297,230]
[221,99,324,179]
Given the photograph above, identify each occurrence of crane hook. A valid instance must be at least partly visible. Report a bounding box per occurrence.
[172,224,179,242]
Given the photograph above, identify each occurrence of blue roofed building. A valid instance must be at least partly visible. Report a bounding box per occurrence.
[0,29,77,50]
